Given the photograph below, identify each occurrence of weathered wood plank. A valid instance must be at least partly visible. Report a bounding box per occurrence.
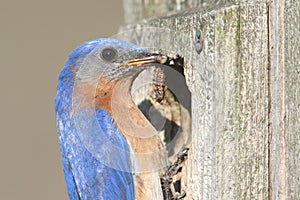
[123,0,240,24]
[269,0,300,199]
[284,0,300,197]
[121,0,299,199]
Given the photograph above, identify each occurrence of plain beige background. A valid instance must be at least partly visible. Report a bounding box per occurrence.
[0,1,123,199]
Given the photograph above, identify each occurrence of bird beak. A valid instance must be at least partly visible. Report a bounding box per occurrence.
[121,54,169,67]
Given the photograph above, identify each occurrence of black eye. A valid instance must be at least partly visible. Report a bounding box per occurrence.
[101,47,117,62]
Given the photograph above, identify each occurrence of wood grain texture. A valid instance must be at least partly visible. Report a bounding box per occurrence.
[284,0,300,198]
[121,0,299,199]
[268,0,300,199]
[123,0,240,24]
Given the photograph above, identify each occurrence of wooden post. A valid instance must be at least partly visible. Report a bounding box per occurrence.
[121,0,299,199]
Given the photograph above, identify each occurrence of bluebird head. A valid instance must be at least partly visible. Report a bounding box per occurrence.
[60,38,166,85]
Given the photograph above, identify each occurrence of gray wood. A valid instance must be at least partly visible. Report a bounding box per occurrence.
[121,0,300,199]
[123,0,239,24]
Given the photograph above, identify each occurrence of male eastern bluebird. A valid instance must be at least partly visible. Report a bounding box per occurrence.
[54,38,178,200]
